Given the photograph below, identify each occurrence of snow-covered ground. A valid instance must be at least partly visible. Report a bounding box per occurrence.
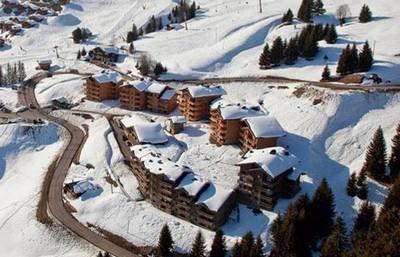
[35,74,85,107]
[0,0,399,82]
[0,122,97,257]
[58,80,399,253]
[0,87,20,111]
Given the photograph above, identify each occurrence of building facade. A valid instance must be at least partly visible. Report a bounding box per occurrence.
[85,71,123,102]
[178,85,226,121]
[236,147,301,210]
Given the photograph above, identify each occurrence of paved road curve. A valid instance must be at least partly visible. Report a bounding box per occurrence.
[21,75,140,257]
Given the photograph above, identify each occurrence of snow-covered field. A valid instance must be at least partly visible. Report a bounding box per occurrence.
[0,0,399,82]
[0,122,97,257]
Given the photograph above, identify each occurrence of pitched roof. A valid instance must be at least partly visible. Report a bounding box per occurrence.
[145,82,167,94]
[160,89,176,101]
[238,146,299,178]
[186,85,226,98]
[177,173,208,197]
[244,116,285,138]
[211,99,264,120]
[131,145,190,182]
[120,115,168,144]
[92,70,122,84]
[123,80,151,92]
[196,183,233,212]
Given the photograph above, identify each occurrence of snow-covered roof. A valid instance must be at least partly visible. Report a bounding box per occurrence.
[238,147,299,178]
[177,173,208,197]
[196,183,233,212]
[169,116,186,124]
[92,70,122,84]
[131,145,190,182]
[38,59,52,64]
[186,85,226,98]
[123,80,151,92]
[99,46,119,54]
[211,99,264,120]
[120,115,168,144]
[120,114,147,128]
[244,116,285,138]
[160,89,176,101]
[134,122,168,144]
[52,96,68,104]
[145,82,167,94]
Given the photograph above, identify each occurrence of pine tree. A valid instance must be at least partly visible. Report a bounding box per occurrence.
[297,0,313,22]
[138,27,143,36]
[145,16,157,34]
[209,229,226,257]
[359,5,372,23]
[269,214,283,257]
[157,224,174,257]
[240,232,254,257]
[348,43,359,73]
[5,63,11,85]
[250,236,264,257]
[346,173,358,197]
[383,176,400,211]
[361,127,387,180]
[81,47,87,56]
[356,170,368,200]
[189,1,197,19]
[158,17,163,30]
[72,27,83,43]
[321,64,330,81]
[128,42,135,54]
[324,24,337,44]
[103,252,111,257]
[389,124,400,180]
[189,231,206,257]
[131,23,138,41]
[352,201,376,241]
[259,43,271,69]
[285,38,298,65]
[154,62,167,76]
[336,45,350,75]
[17,61,26,82]
[270,37,284,65]
[77,50,81,59]
[11,63,18,84]
[310,179,336,240]
[282,9,294,24]
[312,0,326,16]
[320,216,348,257]
[358,41,373,72]
[303,29,318,59]
[231,241,241,257]
[127,31,135,43]
[96,252,104,257]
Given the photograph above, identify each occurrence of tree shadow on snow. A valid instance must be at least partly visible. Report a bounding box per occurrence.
[67,2,84,12]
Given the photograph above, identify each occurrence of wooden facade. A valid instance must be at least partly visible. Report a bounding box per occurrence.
[119,81,177,114]
[88,47,119,63]
[210,108,243,145]
[178,86,225,121]
[119,82,148,111]
[130,145,236,230]
[85,73,123,102]
[165,116,186,135]
[236,147,301,211]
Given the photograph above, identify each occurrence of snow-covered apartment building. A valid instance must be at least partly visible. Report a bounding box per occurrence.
[85,71,177,114]
[178,85,226,121]
[210,100,286,153]
[85,71,124,101]
[128,143,237,230]
[237,147,302,210]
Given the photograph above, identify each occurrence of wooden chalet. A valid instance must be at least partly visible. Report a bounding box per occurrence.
[119,80,150,111]
[88,46,120,63]
[165,116,186,135]
[178,85,226,121]
[119,115,168,145]
[236,147,302,210]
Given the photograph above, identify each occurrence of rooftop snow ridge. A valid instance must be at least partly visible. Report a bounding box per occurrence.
[92,70,122,84]
[186,85,226,98]
[120,115,168,144]
[211,99,264,120]
[238,146,299,178]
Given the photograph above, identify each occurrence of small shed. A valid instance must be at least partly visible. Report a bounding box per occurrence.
[37,59,52,70]
[165,116,186,135]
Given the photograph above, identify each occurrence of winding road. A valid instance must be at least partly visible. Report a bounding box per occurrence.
[19,74,140,257]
